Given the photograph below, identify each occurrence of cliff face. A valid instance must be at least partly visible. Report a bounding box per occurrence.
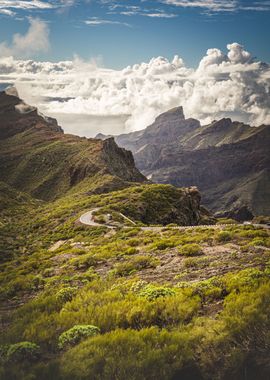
[113,108,270,218]
[101,137,145,183]
[0,90,145,200]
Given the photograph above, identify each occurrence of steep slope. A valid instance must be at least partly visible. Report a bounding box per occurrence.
[0,90,145,201]
[111,108,270,218]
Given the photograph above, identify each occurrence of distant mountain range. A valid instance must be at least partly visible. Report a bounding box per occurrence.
[97,107,270,219]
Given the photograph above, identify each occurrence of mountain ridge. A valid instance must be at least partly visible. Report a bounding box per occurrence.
[0,90,146,201]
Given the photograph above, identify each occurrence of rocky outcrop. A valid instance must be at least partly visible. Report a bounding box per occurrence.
[106,183,215,226]
[112,108,270,216]
[0,90,63,140]
[101,137,145,183]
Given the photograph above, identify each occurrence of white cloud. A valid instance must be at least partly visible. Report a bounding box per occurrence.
[0,0,54,15]
[162,0,237,12]
[0,17,50,58]
[144,12,177,18]
[161,0,270,13]
[108,3,178,18]
[0,0,77,17]
[0,43,269,137]
[0,8,16,16]
[84,18,131,27]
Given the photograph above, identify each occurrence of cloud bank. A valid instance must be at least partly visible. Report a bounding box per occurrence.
[0,42,269,136]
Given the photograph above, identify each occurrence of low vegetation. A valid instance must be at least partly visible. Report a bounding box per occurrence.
[0,179,269,380]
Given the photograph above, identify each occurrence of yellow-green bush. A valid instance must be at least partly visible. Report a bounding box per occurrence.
[216,231,233,242]
[60,327,197,380]
[178,244,202,256]
[5,342,40,363]
[58,325,100,350]
[114,255,159,277]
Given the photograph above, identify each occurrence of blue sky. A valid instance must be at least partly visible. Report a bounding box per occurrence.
[0,0,269,68]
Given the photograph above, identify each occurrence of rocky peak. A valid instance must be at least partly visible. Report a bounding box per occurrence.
[96,133,113,140]
[101,137,146,183]
[155,106,185,123]
[0,90,63,139]
[210,118,233,129]
[119,106,200,148]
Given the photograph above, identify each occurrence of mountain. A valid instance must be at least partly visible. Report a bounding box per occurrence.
[110,107,270,219]
[0,89,146,201]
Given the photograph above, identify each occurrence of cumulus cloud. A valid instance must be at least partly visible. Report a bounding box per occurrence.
[0,18,50,58]
[0,42,269,136]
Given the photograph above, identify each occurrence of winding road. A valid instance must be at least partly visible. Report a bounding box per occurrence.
[79,208,270,231]
[79,209,115,229]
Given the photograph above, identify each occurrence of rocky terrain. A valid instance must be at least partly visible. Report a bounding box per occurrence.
[105,107,270,219]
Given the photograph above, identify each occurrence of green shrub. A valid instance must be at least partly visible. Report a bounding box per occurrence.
[153,239,175,250]
[217,218,238,225]
[216,231,233,242]
[183,257,203,268]
[42,267,55,277]
[71,254,98,269]
[224,268,266,292]
[56,287,78,303]
[6,342,40,362]
[130,280,148,293]
[127,238,140,247]
[250,238,266,247]
[192,278,224,301]
[114,255,158,277]
[61,327,195,380]
[123,247,138,256]
[139,285,176,301]
[238,229,268,239]
[58,325,100,350]
[240,244,250,253]
[94,215,106,224]
[178,244,202,256]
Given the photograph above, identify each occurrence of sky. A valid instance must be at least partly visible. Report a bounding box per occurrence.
[0,0,270,67]
[0,0,269,136]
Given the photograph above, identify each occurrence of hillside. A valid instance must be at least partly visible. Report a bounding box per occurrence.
[110,107,270,219]
[0,90,145,201]
[0,191,269,379]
